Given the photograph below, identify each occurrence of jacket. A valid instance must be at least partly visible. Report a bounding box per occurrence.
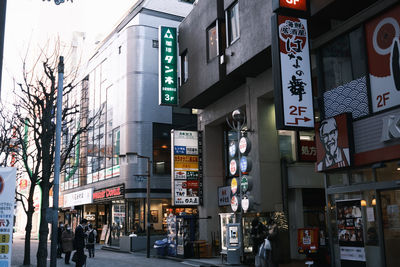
[61,230,74,252]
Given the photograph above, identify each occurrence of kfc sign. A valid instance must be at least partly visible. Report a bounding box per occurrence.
[93,185,124,202]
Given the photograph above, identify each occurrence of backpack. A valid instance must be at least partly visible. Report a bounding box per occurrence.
[88,230,95,243]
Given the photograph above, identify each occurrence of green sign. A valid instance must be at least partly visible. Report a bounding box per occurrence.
[240,176,252,193]
[159,26,178,106]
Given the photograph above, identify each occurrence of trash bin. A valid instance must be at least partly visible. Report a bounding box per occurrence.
[154,238,168,256]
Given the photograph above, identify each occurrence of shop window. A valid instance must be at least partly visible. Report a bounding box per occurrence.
[181,50,188,84]
[278,130,296,161]
[112,128,120,166]
[226,2,240,45]
[153,123,172,175]
[207,22,218,61]
[327,172,349,187]
[319,27,369,119]
[375,161,400,182]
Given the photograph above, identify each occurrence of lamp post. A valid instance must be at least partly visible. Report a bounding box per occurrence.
[226,109,246,260]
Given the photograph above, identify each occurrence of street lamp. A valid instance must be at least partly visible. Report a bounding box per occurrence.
[126,153,152,258]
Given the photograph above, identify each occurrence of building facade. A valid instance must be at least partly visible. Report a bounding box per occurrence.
[60,0,195,246]
[178,0,400,266]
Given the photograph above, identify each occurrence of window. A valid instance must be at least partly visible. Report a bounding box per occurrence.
[181,50,188,84]
[153,123,172,175]
[227,2,240,45]
[207,23,218,61]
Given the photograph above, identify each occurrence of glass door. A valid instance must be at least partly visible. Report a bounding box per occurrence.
[380,189,400,267]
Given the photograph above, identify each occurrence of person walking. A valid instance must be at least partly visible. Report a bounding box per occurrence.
[57,222,65,258]
[86,224,97,258]
[251,217,268,267]
[74,219,88,267]
[62,225,74,264]
[267,218,279,267]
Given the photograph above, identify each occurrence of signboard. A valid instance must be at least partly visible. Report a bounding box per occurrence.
[336,200,366,263]
[229,159,238,176]
[93,185,124,202]
[365,5,400,113]
[0,168,16,267]
[298,140,317,162]
[231,196,239,212]
[239,137,251,155]
[64,188,93,208]
[159,26,178,106]
[272,14,314,130]
[315,113,353,172]
[240,176,252,193]
[230,178,238,195]
[218,186,231,206]
[297,228,319,254]
[171,130,202,206]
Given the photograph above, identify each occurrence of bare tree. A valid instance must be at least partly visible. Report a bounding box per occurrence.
[10,39,98,266]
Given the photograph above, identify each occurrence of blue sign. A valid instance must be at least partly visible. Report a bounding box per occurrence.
[240,157,248,173]
[174,146,186,155]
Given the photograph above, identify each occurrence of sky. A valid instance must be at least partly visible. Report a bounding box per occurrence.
[1,0,138,99]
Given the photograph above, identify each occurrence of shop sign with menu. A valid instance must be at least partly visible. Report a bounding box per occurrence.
[171,130,203,206]
[336,200,366,263]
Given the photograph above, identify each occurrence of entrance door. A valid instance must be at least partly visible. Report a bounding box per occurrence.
[380,190,400,267]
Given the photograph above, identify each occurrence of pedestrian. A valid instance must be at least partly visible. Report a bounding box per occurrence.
[86,224,97,258]
[251,217,268,267]
[73,218,88,267]
[267,218,279,267]
[57,222,65,259]
[62,224,75,264]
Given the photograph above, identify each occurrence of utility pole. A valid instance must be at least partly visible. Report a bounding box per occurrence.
[146,156,151,258]
[50,56,64,267]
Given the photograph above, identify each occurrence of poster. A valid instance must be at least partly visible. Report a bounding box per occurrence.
[336,200,366,263]
[297,228,319,254]
[365,4,400,113]
[0,168,16,267]
[315,113,353,172]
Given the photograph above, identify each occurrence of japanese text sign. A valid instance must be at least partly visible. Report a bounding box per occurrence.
[159,26,178,106]
[0,168,16,267]
[171,130,203,206]
[272,14,314,130]
[298,140,316,162]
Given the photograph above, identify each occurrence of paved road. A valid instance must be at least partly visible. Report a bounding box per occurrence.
[11,234,193,267]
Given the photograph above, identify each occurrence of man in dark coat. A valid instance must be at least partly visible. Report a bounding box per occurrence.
[251,217,268,266]
[74,219,88,267]
[57,222,64,258]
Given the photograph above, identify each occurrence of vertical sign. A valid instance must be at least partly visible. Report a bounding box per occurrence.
[365,4,400,113]
[272,14,314,130]
[159,26,178,106]
[0,168,16,267]
[171,130,202,206]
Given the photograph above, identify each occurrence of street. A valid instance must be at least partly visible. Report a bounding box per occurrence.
[11,235,197,267]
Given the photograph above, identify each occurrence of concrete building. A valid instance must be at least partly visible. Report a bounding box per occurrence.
[178,0,400,266]
[59,0,195,247]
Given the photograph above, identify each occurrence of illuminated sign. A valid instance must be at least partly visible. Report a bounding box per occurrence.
[279,0,307,11]
[159,26,178,106]
[93,185,124,202]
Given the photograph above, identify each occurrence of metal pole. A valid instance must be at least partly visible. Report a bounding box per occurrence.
[50,56,64,267]
[146,156,151,258]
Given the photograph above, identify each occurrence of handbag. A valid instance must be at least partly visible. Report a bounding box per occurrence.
[258,238,271,260]
[71,252,78,262]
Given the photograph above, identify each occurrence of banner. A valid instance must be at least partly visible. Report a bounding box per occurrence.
[0,168,16,267]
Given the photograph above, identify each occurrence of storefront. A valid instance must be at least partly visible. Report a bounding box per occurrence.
[62,188,94,230]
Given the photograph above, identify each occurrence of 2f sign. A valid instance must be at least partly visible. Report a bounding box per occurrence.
[279,0,307,11]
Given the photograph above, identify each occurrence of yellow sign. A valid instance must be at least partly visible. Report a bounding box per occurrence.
[174,155,199,171]
[0,245,9,254]
[0,235,9,243]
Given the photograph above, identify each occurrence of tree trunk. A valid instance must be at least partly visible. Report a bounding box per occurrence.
[23,205,34,265]
[36,183,50,267]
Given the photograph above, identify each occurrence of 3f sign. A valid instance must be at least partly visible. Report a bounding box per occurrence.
[286,0,300,4]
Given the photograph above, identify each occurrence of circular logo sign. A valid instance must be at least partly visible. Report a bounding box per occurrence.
[241,195,250,212]
[229,141,237,158]
[241,176,249,193]
[229,159,238,176]
[231,178,238,195]
[240,156,252,173]
[231,195,239,212]
[239,137,251,155]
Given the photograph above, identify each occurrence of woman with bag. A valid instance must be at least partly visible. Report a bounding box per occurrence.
[251,217,268,267]
[61,225,74,264]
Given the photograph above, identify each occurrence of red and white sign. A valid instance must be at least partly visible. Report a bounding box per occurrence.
[279,0,307,11]
[229,159,238,176]
[93,185,124,201]
[231,195,239,212]
[277,15,314,129]
[365,4,400,113]
[299,140,317,162]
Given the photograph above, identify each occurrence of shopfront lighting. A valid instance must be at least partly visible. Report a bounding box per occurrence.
[372,198,376,206]
[361,200,367,207]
